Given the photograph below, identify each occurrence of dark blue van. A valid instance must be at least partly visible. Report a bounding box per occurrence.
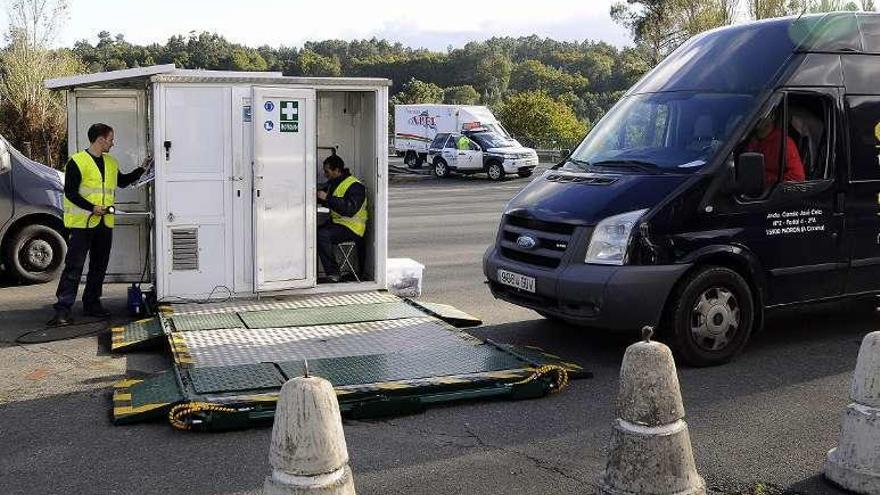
[484,13,880,366]
[0,138,65,283]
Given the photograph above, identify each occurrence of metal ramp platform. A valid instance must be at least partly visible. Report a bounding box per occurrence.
[111,292,590,430]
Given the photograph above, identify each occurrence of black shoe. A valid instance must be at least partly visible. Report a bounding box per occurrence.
[83,304,111,318]
[47,309,73,327]
[318,274,341,284]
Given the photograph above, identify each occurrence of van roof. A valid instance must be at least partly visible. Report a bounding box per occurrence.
[629,12,880,95]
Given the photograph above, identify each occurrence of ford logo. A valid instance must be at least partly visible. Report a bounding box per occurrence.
[516,234,538,250]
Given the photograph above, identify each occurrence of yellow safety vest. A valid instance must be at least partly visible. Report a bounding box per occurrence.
[457,136,470,150]
[63,151,118,229]
[330,175,368,237]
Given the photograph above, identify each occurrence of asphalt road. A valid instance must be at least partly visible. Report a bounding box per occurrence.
[0,161,873,494]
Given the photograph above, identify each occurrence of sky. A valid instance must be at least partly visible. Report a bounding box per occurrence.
[19,0,633,50]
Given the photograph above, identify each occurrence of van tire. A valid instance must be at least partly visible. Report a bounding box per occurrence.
[4,224,67,284]
[434,158,450,178]
[404,151,421,168]
[665,266,753,367]
[487,161,505,181]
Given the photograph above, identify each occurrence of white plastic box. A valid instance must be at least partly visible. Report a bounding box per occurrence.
[386,258,424,298]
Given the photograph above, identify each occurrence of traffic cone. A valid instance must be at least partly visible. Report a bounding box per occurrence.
[263,374,355,495]
[598,327,705,495]
[825,331,880,493]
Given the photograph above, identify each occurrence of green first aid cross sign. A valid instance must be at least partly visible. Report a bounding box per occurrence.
[280,100,299,132]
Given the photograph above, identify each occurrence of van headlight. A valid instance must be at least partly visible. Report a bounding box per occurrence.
[585,209,647,265]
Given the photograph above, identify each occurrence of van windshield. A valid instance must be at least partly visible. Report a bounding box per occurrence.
[567,92,753,173]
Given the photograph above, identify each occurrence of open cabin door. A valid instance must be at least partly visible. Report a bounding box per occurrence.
[252,87,316,291]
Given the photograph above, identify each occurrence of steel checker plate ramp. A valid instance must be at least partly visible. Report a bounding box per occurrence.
[277,346,525,387]
[239,302,425,329]
[189,363,285,393]
[163,292,399,316]
[171,313,244,332]
[406,300,482,327]
[178,318,481,368]
[111,317,164,352]
[112,371,184,424]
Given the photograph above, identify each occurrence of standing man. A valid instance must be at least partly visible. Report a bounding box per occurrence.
[316,154,368,283]
[48,123,149,326]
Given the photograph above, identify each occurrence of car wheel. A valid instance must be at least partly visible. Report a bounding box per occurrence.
[487,162,505,181]
[434,159,449,178]
[4,224,67,284]
[404,151,420,168]
[665,266,754,367]
[518,170,533,178]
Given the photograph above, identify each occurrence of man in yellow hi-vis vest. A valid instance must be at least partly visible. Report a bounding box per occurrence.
[316,154,368,283]
[49,123,148,326]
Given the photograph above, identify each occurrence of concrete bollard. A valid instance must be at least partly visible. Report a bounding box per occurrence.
[263,375,355,495]
[825,331,880,493]
[598,327,705,495]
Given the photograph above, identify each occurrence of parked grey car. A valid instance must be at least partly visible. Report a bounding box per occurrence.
[0,138,66,283]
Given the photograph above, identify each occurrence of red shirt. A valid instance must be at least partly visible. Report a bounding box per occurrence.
[746,127,806,185]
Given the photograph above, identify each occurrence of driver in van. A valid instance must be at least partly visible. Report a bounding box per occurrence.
[316,154,368,283]
[746,109,805,186]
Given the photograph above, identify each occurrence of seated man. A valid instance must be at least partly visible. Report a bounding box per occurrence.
[316,154,368,283]
[746,110,805,186]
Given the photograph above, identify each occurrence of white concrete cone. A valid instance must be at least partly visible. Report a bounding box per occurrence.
[263,374,355,495]
[825,331,880,494]
[598,327,706,495]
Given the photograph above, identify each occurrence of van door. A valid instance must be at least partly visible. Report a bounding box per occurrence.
[844,95,880,294]
[725,90,846,305]
[252,87,316,291]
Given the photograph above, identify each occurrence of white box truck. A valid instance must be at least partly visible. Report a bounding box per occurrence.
[394,104,532,167]
[46,65,391,301]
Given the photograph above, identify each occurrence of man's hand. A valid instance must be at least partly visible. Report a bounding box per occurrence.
[92,205,107,216]
[317,190,328,202]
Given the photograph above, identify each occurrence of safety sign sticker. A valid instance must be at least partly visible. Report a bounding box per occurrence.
[264,101,275,112]
[280,100,299,133]
[263,120,274,131]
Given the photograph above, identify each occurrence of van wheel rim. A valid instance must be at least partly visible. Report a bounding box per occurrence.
[690,287,739,352]
[405,154,416,166]
[24,239,53,271]
[436,163,446,176]
[489,165,500,179]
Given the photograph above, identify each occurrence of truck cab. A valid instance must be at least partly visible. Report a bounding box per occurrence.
[483,13,880,366]
[0,138,66,283]
[428,130,538,180]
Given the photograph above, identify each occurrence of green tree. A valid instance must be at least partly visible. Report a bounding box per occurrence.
[443,85,480,105]
[497,91,589,148]
[611,0,736,64]
[391,78,444,104]
[0,0,82,166]
[510,59,590,96]
[294,49,342,76]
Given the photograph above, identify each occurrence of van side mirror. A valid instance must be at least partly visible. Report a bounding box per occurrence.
[0,140,10,174]
[735,152,765,197]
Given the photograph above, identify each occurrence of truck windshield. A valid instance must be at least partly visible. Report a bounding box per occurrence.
[468,131,515,149]
[567,92,753,173]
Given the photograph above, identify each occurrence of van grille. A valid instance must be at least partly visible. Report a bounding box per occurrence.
[171,228,199,271]
[545,173,617,185]
[499,215,576,269]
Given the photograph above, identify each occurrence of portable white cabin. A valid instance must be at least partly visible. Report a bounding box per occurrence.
[46,65,391,301]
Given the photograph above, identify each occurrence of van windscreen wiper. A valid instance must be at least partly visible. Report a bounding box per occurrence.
[565,158,593,171]
[590,159,663,173]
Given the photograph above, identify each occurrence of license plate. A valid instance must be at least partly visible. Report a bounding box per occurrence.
[497,269,536,293]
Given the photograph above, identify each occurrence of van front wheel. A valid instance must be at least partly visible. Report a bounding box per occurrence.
[434,159,450,178]
[4,224,67,283]
[487,162,505,181]
[665,266,754,367]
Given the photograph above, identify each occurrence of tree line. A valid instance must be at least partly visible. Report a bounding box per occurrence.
[0,0,876,165]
